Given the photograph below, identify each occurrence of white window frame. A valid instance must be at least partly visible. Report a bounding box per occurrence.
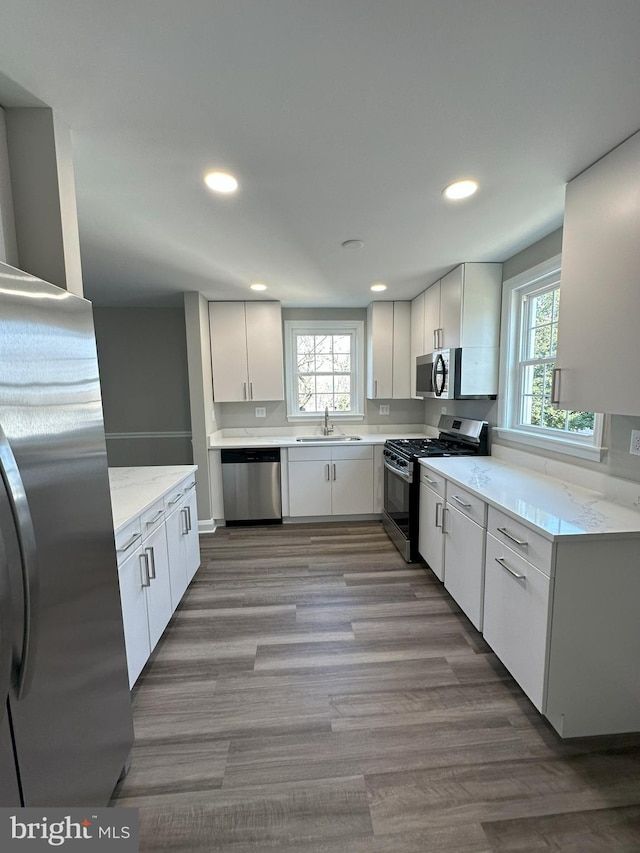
[495,254,605,461]
[284,319,365,422]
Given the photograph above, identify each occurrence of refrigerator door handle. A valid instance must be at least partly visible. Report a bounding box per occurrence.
[0,424,40,701]
[0,525,13,720]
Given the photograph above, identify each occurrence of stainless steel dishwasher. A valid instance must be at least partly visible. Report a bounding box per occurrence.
[221,448,282,525]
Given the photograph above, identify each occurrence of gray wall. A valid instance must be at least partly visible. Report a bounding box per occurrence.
[94,307,192,466]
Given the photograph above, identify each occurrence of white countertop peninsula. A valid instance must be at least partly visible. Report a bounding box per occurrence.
[109,465,198,532]
[418,456,640,541]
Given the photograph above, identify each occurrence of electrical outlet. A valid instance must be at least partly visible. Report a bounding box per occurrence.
[255,407,266,418]
[379,404,390,415]
[630,430,640,456]
[440,406,447,415]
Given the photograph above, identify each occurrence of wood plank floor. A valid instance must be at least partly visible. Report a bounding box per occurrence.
[112,521,640,851]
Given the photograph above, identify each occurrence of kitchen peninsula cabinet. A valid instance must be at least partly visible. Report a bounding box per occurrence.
[366,301,411,399]
[110,466,201,687]
[287,444,374,517]
[208,301,284,402]
[556,128,640,415]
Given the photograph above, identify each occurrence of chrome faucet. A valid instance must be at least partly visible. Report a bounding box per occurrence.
[323,406,334,435]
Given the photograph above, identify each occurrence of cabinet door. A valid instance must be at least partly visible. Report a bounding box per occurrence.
[410,292,425,397]
[288,460,332,516]
[165,504,189,611]
[245,302,284,401]
[443,504,485,630]
[143,524,173,652]
[483,533,552,711]
[183,489,201,583]
[117,545,150,688]
[418,483,444,580]
[209,302,249,402]
[367,302,394,399]
[439,266,462,349]
[423,281,441,352]
[391,301,411,399]
[331,459,374,515]
[556,129,640,415]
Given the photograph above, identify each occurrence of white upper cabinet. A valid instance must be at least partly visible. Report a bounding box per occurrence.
[366,301,411,399]
[415,263,502,356]
[410,291,425,397]
[556,129,640,415]
[209,301,284,402]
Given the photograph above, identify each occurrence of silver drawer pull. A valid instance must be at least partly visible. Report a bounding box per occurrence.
[495,557,526,580]
[451,495,472,509]
[423,477,438,487]
[186,480,196,491]
[146,509,165,525]
[167,492,184,505]
[497,526,528,547]
[117,532,142,553]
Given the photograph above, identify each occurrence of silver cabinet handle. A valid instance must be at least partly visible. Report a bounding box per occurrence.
[441,506,448,534]
[551,368,561,405]
[0,424,40,700]
[145,546,156,580]
[435,501,443,528]
[146,509,165,526]
[325,463,330,481]
[186,505,192,532]
[117,532,142,553]
[423,476,438,487]
[433,329,438,351]
[495,556,526,580]
[140,552,151,588]
[497,526,528,547]
[374,379,378,398]
[451,495,472,509]
[332,463,337,481]
[250,382,253,400]
[167,492,184,506]
[181,507,189,534]
[185,480,196,491]
[243,382,247,400]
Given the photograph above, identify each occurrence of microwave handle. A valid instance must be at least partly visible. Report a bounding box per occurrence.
[433,352,447,397]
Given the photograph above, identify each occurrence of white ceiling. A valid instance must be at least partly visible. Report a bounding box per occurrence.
[1,1,640,308]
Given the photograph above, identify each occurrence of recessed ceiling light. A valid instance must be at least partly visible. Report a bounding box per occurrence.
[341,239,364,250]
[250,282,267,291]
[370,283,387,292]
[204,171,239,194]
[443,179,479,200]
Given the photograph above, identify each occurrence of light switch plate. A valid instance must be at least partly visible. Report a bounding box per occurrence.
[255,407,266,418]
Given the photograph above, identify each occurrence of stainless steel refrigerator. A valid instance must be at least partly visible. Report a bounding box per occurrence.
[0,261,134,806]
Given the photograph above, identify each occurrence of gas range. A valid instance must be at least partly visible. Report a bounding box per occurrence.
[382,415,488,563]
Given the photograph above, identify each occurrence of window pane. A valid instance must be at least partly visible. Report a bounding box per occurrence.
[531,324,554,359]
[333,335,351,353]
[316,375,333,394]
[297,376,314,411]
[316,353,333,372]
[568,411,594,435]
[316,335,332,354]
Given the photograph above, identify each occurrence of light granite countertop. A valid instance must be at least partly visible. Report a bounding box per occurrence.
[109,465,198,532]
[208,427,433,450]
[419,456,640,541]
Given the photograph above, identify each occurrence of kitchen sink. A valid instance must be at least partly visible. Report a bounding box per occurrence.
[295,435,362,442]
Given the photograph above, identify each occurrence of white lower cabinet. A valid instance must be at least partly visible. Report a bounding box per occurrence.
[443,503,486,631]
[115,471,201,688]
[287,445,374,517]
[418,469,446,580]
[484,532,551,711]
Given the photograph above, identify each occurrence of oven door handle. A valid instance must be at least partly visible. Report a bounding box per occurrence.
[383,459,413,484]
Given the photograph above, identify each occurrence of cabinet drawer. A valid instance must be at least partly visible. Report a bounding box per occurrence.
[140,497,167,540]
[446,483,486,527]
[164,475,197,515]
[484,533,552,711]
[288,444,373,463]
[487,507,554,576]
[114,516,143,568]
[419,465,445,497]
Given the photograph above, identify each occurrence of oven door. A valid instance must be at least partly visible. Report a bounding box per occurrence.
[382,461,418,562]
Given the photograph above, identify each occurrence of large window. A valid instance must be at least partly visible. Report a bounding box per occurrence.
[284,320,364,420]
[498,256,604,460]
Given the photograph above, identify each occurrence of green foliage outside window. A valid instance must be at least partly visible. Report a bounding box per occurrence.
[519,286,594,436]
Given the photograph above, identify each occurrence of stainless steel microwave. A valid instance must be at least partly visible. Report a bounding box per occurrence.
[416,347,498,399]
